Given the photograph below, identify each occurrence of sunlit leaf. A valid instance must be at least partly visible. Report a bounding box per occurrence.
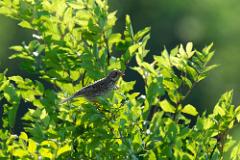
[28,139,37,154]
[3,84,20,104]
[128,44,139,55]
[214,106,226,116]
[134,27,150,42]
[109,33,121,45]
[148,150,156,160]
[18,20,32,29]
[39,148,53,159]
[57,144,71,157]
[9,45,24,52]
[41,140,57,150]
[159,99,176,113]
[203,64,219,73]
[186,42,193,54]
[181,104,198,116]
[19,132,28,141]
[12,149,28,158]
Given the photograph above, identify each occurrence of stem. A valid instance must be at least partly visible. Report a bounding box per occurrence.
[118,128,125,145]
[181,81,196,103]
[209,140,218,159]
[146,105,159,128]
[103,33,110,66]
[81,70,86,86]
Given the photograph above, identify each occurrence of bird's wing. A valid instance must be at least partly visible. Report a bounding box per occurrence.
[60,78,107,103]
[81,78,107,96]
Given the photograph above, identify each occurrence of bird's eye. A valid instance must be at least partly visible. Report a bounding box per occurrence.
[111,71,118,78]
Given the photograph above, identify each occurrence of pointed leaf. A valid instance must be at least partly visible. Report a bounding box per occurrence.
[181,104,198,116]
[159,100,176,113]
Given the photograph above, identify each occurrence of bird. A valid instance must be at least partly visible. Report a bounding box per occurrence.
[61,70,124,103]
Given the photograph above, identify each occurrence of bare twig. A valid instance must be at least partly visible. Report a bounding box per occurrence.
[118,129,125,144]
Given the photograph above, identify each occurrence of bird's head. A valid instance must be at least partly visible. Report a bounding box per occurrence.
[108,70,124,82]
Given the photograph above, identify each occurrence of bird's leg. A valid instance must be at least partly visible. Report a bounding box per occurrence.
[114,85,119,90]
[94,103,110,113]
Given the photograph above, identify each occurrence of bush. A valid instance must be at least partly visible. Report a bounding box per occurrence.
[0,0,240,159]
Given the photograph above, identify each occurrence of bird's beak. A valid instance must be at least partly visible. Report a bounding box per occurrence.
[120,71,125,77]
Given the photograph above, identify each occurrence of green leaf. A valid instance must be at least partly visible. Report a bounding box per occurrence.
[141,62,156,74]
[57,144,71,157]
[181,76,192,88]
[107,11,117,27]
[131,66,144,76]
[205,51,215,64]
[125,15,134,39]
[8,105,19,128]
[186,42,195,58]
[148,150,157,160]
[18,20,32,29]
[203,64,219,73]
[146,77,164,104]
[181,104,198,116]
[3,84,20,104]
[128,44,139,55]
[9,76,24,83]
[134,27,150,42]
[19,132,28,141]
[159,99,176,113]
[231,143,240,160]
[68,1,85,9]
[179,44,187,58]
[28,124,44,141]
[40,109,48,120]
[41,140,58,150]
[39,148,53,159]
[12,149,28,158]
[28,139,37,154]
[21,90,36,102]
[214,106,226,116]
[70,70,81,81]
[108,33,121,45]
[197,73,207,82]
[0,79,10,91]
[186,66,198,81]
[214,90,233,116]
[203,42,214,54]
[163,79,178,90]
[235,106,240,122]
[186,42,193,54]
[9,45,24,52]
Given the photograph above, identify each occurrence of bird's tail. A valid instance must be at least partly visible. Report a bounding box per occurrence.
[60,95,75,104]
[60,89,84,104]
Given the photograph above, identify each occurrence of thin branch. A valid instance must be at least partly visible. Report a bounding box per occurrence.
[209,140,218,159]
[118,128,125,144]
[181,81,197,103]
[103,33,110,66]
[145,105,159,129]
[81,70,86,87]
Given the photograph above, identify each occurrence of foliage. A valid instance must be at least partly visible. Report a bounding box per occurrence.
[0,0,240,159]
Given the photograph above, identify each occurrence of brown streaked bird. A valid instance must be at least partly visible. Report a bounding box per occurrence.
[61,70,124,103]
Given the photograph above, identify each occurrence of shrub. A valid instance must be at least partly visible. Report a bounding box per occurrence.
[0,0,240,159]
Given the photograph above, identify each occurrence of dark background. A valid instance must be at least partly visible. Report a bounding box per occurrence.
[0,0,240,134]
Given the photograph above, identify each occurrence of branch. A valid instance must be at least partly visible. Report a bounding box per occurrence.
[103,33,110,66]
